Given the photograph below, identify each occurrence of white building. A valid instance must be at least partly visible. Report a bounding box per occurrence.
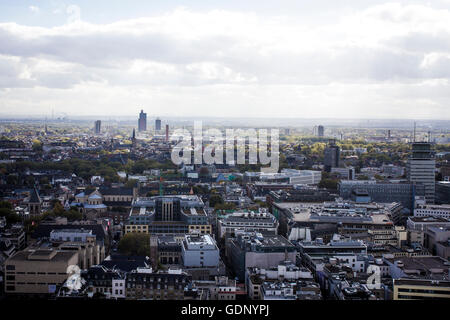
[414,204,450,220]
[111,279,126,299]
[218,210,278,238]
[181,234,220,268]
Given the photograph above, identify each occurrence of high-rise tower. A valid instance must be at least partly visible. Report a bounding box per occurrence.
[324,139,340,172]
[138,109,147,132]
[407,142,435,204]
[155,118,161,131]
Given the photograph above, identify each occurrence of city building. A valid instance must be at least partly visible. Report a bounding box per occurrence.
[339,180,423,211]
[246,261,320,300]
[125,267,192,300]
[155,118,161,131]
[317,125,324,137]
[436,181,450,204]
[218,210,279,238]
[4,248,78,296]
[94,120,101,134]
[324,139,340,172]
[424,226,450,259]
[414,204,450,220]
[181,234,220,268]
[138,109,147,132]
[407,142,436,204]
[126,195,211,235]
[226,231,297,281]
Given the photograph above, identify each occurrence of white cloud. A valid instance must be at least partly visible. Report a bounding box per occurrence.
[29,6,40,14]
[1,3,450,119]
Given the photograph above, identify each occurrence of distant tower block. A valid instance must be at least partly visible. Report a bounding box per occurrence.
[138,109,147,132]
[155,118,161,131]
[94,120,101,134]
[318,125,324,137]
[407,142,435,204]
[165,124,169,142]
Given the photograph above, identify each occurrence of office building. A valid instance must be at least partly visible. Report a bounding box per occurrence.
[138,109,147,132]
[155,118,161,131]
[181,234,220,268]
[436,181,450,204]
[324,139,340,172]
[126,195,211,235]
[226,231,297,281]
[317,125,324,137]
[407,142,435,204]
[424,226,450,259]
[218,210,279,238]
[94,120,101,134]
[414,204,450,220]
[4,248,78,295]
[339,180,423,211]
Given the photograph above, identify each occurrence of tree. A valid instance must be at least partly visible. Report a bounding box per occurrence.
[118,233,150,256]
[125,179,138,188]
[209,194,223,208]
[6,174,18,186]
[318,178,339,190]
[215,202,236,211]
[32,140,43,152]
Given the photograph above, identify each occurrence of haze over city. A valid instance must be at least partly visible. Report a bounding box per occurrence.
[1,0,450,119]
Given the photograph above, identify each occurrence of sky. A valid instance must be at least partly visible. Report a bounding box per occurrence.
[1,0,450,120]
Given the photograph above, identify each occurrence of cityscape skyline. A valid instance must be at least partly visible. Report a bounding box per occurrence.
[1,0,450,308]
[1,1,450,119]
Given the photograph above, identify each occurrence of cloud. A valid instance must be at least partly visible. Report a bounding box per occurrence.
[1,3,450,118]
[29,6,40,14]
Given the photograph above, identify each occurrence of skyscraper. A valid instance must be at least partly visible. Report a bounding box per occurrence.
[318,125,324,137]
[324,139,340,172]
[407,142,435,204]
[155,118,161,131]
[138,109,147,132]
[165,124,169,142]
[94,120,101,134]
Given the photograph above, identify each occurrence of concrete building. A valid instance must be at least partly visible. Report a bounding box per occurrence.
[138,109,147,132]
[218,210,278,238]
[272,201,396,243]
[407,142,436,204]
[393,278,450,300]
[324,139,340,172]
[4,248,78,296]
[246,261,318,300]
[94,120,101,134]
[414,204,450,220]
[339,180,423,211]
[155,118,161,131]
[226,231,297,281]
[436,181,450,204]
[331,167,355,180]
[424,226,450,259]
[317,125,324,137]
[181,234,220,268]
[126,195,211,235]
